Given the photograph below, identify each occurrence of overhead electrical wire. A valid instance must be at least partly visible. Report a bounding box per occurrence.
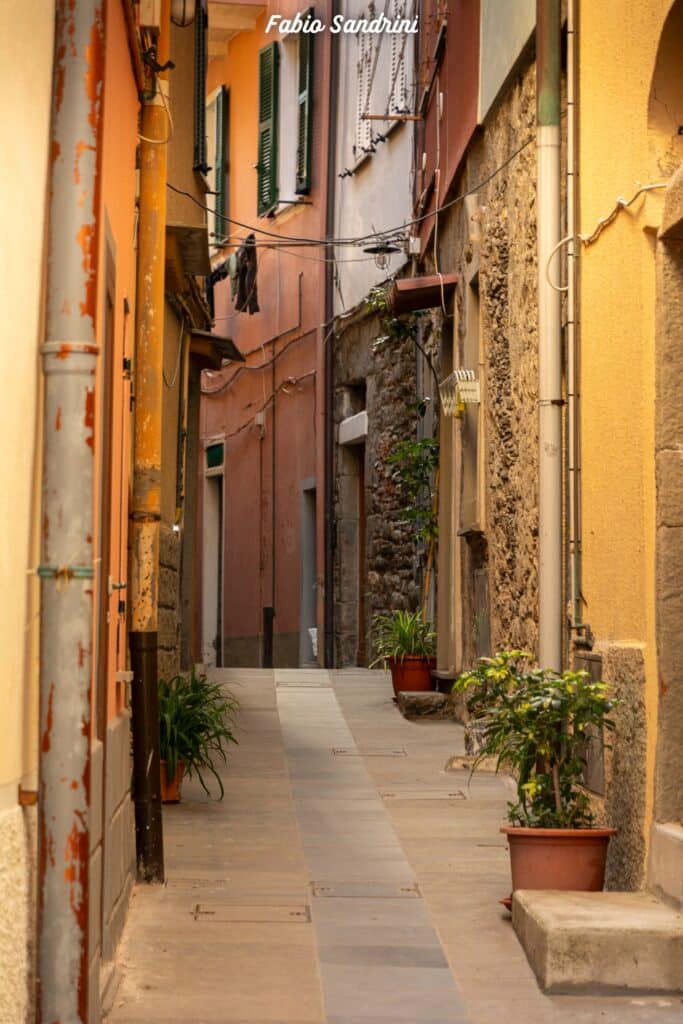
[167,135,535,253]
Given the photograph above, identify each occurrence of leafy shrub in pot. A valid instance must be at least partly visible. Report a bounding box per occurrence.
[159,667,239,801]
[453,651,618,892]
[370,609,436,694]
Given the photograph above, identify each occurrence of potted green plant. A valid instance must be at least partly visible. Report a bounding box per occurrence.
[158,667,239,802]
[370,609,436,695]
[453,652,618,893]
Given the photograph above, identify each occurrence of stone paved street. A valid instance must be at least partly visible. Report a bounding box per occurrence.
[107,670,683,1024]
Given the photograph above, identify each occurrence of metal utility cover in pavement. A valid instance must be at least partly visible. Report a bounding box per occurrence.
[380,789,466,800]
[332,747,406,757]
[166,877,229,890]
[276,680,331,688]
[194,904,311,923]
[311,881,421,899]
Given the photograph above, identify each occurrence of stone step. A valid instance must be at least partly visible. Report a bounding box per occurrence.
[396,690,452,719]
[512,890,683,993]
[649,822,683,908]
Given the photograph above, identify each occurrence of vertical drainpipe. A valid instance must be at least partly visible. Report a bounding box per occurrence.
[566,0,583,642]
[536,0,563,671]
[129,0,171,882]
[324,0,339,668]
[38,1,104,1021]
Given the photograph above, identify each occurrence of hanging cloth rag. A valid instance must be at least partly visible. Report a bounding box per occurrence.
[227,252,238,300]
[235,233,260,314]
[205,257,230,319]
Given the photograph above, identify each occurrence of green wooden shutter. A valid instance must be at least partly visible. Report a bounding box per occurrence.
[295,15,314,195]
[193,3,208,172]
[257,43,279,216]
[215,86,228,238]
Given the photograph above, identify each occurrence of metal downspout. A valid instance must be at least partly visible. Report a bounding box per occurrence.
[536,0,563,671]
[566,0,583,645]
[38,2,105,1020]
[324,0,339,668]
[129,0,171,882]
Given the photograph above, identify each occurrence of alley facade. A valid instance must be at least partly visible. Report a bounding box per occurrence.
[1,0,683,1021]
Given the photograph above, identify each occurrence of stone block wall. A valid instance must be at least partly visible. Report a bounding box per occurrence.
[595,643,648,891]
[159,524,181,681]
[0,803,35,1023]
[434,56,541,666]
[333,310,423,666]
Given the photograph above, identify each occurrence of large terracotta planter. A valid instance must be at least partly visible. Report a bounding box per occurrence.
[160,759,185,804]
[388,656,435,696]
[501,826,617,892]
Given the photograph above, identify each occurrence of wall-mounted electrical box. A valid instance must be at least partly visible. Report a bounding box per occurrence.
[138,0,162,30]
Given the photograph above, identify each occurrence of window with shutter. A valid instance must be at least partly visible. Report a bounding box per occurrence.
[215,86,229,240]
[295,13,314,195]
[389,0,409,115]
[193,3,209,173]
[257,43,280,216]
[354,31,373,159]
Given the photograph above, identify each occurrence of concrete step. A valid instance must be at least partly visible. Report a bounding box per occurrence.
[649,822,683,908]
[512,890,683,993]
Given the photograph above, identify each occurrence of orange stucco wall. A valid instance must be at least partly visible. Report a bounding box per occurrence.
[201,4,332,662]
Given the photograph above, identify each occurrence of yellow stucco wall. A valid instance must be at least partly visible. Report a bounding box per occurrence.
[0,2,54,801]
[579,0,682,839]
[0,5,54,1016]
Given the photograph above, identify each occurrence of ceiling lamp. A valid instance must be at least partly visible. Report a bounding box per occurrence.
[363,239,401,271]
[171,0,196,26]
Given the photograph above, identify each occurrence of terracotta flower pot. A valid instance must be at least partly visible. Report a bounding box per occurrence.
[501,825,617,892]
[160,759,185,804]
[388,656,435,696]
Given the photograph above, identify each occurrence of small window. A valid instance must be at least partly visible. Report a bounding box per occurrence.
[206,442,224,470]
[257,43,280,215]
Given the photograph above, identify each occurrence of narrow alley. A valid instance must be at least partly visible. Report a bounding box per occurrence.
[3,3,683,1019]
[107,671,680,1024]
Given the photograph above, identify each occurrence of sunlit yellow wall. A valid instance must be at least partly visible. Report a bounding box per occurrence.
[579,0,680,837]
[0,3,54,801]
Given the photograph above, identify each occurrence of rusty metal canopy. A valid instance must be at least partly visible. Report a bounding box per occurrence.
[190,328,245,366]
[166,223,211,276]
[386,273,459,314]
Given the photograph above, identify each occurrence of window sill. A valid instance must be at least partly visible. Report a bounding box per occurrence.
[262,197,311,224]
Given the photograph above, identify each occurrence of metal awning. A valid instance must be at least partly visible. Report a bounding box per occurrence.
[386,273,459,314]
[189,328,245,368]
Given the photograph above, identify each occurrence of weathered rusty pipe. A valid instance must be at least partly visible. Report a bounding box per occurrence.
[38,1,105,1021]
[129,0,171,882]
